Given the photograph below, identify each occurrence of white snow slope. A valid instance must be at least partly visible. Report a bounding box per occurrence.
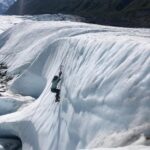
[0,14,84,34]
[0,19,150,150]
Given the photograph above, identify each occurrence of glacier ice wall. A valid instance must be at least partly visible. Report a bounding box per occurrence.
[0,21,150,150]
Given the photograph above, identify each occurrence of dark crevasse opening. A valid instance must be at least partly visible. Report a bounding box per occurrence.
[0,135,22,150]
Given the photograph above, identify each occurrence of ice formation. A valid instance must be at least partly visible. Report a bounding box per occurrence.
[0,16,150,150]
[0,14,84,34]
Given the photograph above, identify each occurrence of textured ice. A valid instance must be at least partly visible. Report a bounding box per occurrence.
[86,145,150,150]
[0,19,150,150]
[0,97,23,115]
[0,14,84,34]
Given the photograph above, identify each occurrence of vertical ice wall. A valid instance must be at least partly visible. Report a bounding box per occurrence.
[0,21,150,150]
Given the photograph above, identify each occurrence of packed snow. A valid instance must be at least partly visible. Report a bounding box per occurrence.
[0,16,150,150]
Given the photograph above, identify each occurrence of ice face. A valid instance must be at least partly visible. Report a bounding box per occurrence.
[0,19,150,150]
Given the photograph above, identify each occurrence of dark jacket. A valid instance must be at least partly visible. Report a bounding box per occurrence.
[51,76,61,91]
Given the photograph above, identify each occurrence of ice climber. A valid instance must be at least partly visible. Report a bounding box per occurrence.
[51,70,62,102]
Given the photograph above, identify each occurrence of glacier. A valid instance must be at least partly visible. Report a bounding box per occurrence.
[0,14,84,34]
[0,15,150,150]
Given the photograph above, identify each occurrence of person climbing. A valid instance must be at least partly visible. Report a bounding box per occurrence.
[51,69,62,102]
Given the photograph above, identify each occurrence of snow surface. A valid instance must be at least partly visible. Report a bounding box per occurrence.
[0,14,84,34]
[0,17,150,150]
[86,145,150,150]
[0,97,23,115]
